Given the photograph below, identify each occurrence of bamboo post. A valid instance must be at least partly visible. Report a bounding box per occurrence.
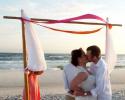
[21,10,30,100]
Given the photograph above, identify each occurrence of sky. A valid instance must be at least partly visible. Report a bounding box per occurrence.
[0,0,125,54]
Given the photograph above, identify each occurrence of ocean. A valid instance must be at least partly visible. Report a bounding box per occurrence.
[0,53,125,70]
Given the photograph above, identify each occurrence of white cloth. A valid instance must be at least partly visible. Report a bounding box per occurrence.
[105,20,117,74]
[90,58,112,100]
[21,10,47,71]
[63,63,78,91]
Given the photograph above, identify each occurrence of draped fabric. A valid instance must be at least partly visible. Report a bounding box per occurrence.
[105,18,116,74]
[28,75,40,100]
[21,10,47,100]
[21,13,112,34]
[40,25,103,34]
[21,11,47,71]
[42,14,107,24]
[23,74,40,100]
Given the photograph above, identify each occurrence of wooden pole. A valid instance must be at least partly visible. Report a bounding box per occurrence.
[21,10,30,100]
[3,16,122,27]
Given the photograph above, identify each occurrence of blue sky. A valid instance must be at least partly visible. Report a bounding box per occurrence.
[0,0,125,54]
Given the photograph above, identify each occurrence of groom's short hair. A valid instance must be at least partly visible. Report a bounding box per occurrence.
[87,45,101,58]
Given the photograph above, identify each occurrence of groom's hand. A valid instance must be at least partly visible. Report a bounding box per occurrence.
[74,90,92,96]
[82,91,92,96]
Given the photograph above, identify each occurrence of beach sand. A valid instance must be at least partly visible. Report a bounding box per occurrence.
[0,69,125,99]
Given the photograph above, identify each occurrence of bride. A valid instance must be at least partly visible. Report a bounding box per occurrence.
[70,50,97,100]
[63,48,97,100]
[71,63,97,100]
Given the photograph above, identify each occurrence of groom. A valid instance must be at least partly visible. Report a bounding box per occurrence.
[71,45,112,100]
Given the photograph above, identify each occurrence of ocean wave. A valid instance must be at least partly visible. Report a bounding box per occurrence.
[0,53,125,70]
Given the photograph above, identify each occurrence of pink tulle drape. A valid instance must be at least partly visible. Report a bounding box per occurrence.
[23,74,40,100]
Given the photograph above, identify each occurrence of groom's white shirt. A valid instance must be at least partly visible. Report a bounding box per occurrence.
[90,58,112,100]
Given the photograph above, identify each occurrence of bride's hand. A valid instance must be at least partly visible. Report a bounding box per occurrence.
[73,90,84,96]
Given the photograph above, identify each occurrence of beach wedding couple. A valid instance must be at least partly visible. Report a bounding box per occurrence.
[63,45,112,100]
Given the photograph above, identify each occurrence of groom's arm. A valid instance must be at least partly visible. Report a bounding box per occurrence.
[90,66,106,97]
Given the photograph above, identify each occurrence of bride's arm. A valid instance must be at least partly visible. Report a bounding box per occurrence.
[70,72,88,91]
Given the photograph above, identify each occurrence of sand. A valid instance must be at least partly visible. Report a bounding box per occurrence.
[0,69,125,98]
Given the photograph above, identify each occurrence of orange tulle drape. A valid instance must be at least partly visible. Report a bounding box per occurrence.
[23,74,40,100]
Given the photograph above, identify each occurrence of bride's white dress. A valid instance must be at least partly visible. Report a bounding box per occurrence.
[75,67,97,100]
